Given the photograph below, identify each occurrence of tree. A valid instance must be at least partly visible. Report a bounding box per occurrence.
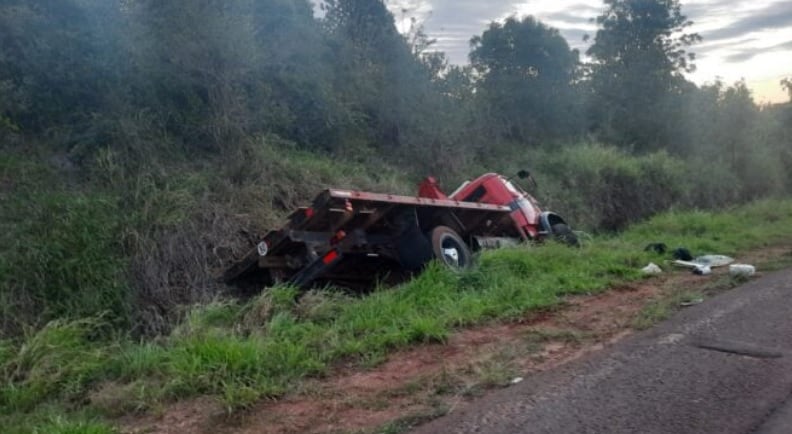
[587,0,700,150]
[123,0,341,151]
[716,81,757,169]
[249,0,343,149]
[322,0,443,152]
[469,16,583,144]
[0,0,121,143]
[782,77,792,102]
[123,0,261,150]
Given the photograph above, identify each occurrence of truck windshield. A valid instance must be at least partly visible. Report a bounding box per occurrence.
[501,178,523,196]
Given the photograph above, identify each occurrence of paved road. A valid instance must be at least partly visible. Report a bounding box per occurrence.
[412,269,792,434]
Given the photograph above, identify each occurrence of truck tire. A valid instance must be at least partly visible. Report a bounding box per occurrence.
[551,223,579,247]
[430,226,472,270]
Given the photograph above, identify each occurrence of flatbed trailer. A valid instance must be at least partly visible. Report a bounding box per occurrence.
[224,188,522,290]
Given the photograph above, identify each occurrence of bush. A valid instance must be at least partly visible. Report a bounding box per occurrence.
[529,144,685,230]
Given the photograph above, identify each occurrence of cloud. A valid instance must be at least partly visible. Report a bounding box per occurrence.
[680,1,736,24]
[699,1,792,42]
[724,39,792,62]
[542,4,601,25]
[380,0,792,104]
[413,0,516,62]
[400,0,601,63]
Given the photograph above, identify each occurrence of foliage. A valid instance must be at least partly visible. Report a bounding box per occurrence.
[0,0,786,173]
[530,144,686,230]
[470,16,584,143]
[782,77,792,102]
[0,0,121,141]
[587,0,701,149]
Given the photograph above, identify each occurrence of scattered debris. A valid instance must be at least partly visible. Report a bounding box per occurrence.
[692,265,712,276]
[679,297,704,307]
[729,264,756,277]
[673,255,735,272]
[644,243,668,254]
[641,263,663,275]
[672,248,693,261]
[693,255,735,267]
[511,377,524,384]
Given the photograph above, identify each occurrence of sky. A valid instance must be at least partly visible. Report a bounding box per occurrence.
[381,0,792,104]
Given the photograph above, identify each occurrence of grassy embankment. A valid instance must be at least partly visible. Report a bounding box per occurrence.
[2,197,792,433]
[3,138,792,432]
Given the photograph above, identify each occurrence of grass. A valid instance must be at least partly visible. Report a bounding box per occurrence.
[633,290,705,330]
[0,405,115,434]
[0,186,130,334]
[2,199,792,431]
[756,249,792,271]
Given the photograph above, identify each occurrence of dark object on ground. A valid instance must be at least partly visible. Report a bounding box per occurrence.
[673,247,693,261]
[644,242,668,254]
[552,223,579,247]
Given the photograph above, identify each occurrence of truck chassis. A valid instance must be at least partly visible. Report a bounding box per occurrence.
[224,188,521,290]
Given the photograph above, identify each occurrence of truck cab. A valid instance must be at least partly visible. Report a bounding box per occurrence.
[419,172,574,242]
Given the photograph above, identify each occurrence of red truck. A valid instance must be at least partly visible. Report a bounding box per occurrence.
[224,172,577,290]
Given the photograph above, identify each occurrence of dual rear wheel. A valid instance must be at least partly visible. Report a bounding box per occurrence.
[429,226,472,270]
[420,223,578,272]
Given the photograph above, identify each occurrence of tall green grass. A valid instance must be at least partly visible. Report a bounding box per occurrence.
[0,178,129,335]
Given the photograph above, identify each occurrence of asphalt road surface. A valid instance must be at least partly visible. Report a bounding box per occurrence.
[412,269,792,434]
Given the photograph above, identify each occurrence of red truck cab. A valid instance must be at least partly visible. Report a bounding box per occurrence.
[419,173,574,242]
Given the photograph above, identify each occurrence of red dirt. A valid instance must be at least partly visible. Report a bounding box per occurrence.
[120,245,792,434]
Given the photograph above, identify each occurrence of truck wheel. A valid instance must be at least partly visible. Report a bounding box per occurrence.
[430,226,472,270]
[552,223,579,247]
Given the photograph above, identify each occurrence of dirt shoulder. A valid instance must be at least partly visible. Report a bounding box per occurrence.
[120,244,792,434]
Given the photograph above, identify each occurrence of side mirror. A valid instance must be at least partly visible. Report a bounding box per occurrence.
[517,169,531,179]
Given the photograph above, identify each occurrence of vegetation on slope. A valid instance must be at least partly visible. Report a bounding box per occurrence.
[3,200,792,432]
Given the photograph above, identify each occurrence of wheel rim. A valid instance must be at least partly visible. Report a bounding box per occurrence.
[440,235,466,268]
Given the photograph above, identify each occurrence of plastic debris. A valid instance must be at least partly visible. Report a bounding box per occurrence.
[692,265,712,275]
[673,255,735,272]
[694,255,734,267]
[511,377,524,384]
[641,262,663,275]
[729,264,756,277]
[679,297,704,307]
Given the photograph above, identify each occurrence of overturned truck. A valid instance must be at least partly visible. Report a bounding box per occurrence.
[224,172,576,290]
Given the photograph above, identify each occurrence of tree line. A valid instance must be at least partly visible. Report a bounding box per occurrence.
[0,0,790,181]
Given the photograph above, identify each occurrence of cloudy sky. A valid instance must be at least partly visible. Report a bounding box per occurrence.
[383,0,792,103]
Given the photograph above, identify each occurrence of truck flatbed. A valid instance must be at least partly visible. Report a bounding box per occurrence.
[224,188,519,289]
